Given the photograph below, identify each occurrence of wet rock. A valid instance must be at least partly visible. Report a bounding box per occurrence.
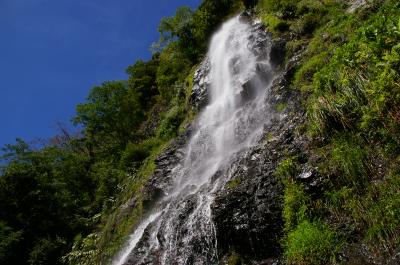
[293,164,324,196]
[339,243,400,265]
[189,58,210,110]
[122,14,313,265]
[211,27,314,263]
[142,127,192,209]
[270,38,286,67]
[125,220,162,265]
[347,0,367,13]
[211,147,284,259]
[240,78,259,103]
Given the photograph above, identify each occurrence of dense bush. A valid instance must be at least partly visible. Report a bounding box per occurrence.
[284,220,342,264]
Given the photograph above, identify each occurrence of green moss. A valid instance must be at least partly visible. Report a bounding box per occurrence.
[260,14,289,33]
[227,178,241,189]
[275,102,287,112]
[274,157,298,180]
[265,132,274,143]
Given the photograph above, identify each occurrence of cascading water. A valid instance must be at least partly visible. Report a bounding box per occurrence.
[113,14,275,265]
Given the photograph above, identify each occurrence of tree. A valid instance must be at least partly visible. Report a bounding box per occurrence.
[0,140,92,264]
[74,81,143,151]
[126,54,160,108]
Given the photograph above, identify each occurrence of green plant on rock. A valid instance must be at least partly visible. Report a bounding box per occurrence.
[284,220,342,265]
[363,172,400,253]
[331,135,369,187]
[227,177,241,189]
[282,179,310,232]
[62,233,100,265]
[274,157,298,180]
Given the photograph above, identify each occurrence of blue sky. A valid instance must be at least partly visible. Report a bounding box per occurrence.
[0,0,201,148]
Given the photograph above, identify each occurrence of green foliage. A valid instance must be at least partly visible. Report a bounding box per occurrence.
[323,171,400,255]
[227,177,241,189]
[90,161,125,212]
[156,6,194,50]
[0,222,23,264]
[257,0,331,36]
[260,13,289,33]
[276,102,287,112]
[120,138,162,168]
[258,0,298,20]
[364,173,400,250]
[283,1,400,263]
[274,157,298,180]
[28,237,66,265]
[126,54,160,108]
[293,51,329,89]
[330,135,369,186]
[74,81,144,152]
[284,220,342,265]
[62,233,100,265]
[156,105,185,139]
[282,179,310,232]
[156,43,191,101]
[306,0,400,138]
[0,140,93,264]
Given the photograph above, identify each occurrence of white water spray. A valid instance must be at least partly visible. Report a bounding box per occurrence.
[113,15,274,265]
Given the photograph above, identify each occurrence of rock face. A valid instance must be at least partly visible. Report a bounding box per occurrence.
[120,14,313,265]
[211,146,284,259]
[211,40,310,262]
[190,59,211,110]
[142,127,192,209]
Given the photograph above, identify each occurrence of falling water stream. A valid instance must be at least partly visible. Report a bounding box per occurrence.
[113,15,274,265]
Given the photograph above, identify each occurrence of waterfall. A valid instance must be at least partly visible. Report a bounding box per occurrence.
[112,14,274,265]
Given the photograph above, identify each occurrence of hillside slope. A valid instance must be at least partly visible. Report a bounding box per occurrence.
[1,0,400,264]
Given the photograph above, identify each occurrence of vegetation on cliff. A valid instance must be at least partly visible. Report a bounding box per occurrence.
[261,0,400,263]
[1,0,400,264]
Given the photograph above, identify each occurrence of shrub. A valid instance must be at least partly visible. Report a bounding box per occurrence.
[284,220,342,265]
[282,179,310,231]
[156,105,185,140]
[261,14,289,33]
[62,233,100,265]
[121,143,150,167]
[120,138,162,168]
[331,135,369,186]
[364,173,400,252]
[274,157,298,180]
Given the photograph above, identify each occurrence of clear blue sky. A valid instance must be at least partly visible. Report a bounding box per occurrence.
[0,0,201,148]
